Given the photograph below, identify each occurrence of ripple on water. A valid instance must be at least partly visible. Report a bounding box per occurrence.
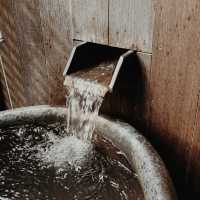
[0,123,144,200]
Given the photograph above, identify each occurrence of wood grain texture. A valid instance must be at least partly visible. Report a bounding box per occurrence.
[39,0,72,105]
[150,0,200,198]
[109,0,154,52]
[0,0,72,107]
[12,0,49,105]
[0,1,10,109]
[0,0,26,108]
[186,96,200,195]
[71,0,109,44]
[134,0,154,53]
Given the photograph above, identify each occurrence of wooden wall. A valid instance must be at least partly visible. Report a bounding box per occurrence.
[0,0,72,107]
[0,0,200,199]
[150,0,200,198]
[72,0,154,52]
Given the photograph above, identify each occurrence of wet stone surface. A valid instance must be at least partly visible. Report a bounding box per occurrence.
[0,123,144,200]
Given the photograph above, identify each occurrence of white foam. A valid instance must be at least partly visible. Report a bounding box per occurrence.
[36,77,107,169]
[0,197,10,200]
[36,134,93,169]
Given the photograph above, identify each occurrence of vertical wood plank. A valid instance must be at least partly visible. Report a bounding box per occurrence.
[186,98,200,195]
[109,0,135,49]
[150,0,200,197]
[39,0,72,105]
[0,1,10,108]
[71,0,109,44]
[13,0,49,105]
[0,0,27,108]
[109,0,154,53]
[134,0,154,52]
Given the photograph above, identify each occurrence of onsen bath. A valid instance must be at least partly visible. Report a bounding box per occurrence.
[0,106,176,200]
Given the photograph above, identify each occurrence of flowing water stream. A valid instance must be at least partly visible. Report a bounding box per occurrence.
[0,76,144,200]
[64,76,108,141]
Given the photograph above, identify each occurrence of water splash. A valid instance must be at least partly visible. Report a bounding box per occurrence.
[0,123,144,200]
[34,77,108,170]
[36,134,93,171]
[0,197,10,200]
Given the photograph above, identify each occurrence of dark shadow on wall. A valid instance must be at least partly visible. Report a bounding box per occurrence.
[100,52,149,133]
[148,125,200,200]
[0,81,6,110]
[99,51,199,200]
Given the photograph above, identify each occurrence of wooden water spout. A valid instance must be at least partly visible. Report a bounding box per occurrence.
[63,41,150,132]
[63,42,133,92]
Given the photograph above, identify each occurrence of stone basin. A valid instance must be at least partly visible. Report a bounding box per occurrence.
[0,106,177,200]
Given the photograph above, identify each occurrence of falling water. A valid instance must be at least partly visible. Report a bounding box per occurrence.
[31,76,109,171]
[64,76,108,141]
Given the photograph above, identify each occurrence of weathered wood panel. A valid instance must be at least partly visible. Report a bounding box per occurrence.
[71,0,109,44]
[12,0,49,105]
[39,0,72,105]
[0,2,10,109]
[0,0,72,108]
[0,0,26,108]
[109,0,154,52]
[134,0,154,53]
[150,0,200,198]
[186,97,200,195]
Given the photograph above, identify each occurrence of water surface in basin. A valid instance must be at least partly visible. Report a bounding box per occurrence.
[0,122,144,200]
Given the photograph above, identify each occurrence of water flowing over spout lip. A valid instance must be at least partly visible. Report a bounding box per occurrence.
[63,41,134,92]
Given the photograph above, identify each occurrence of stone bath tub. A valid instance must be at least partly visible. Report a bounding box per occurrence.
[0,106,177,200]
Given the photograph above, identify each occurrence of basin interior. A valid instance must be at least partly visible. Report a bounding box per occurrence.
[0,119,144,200]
